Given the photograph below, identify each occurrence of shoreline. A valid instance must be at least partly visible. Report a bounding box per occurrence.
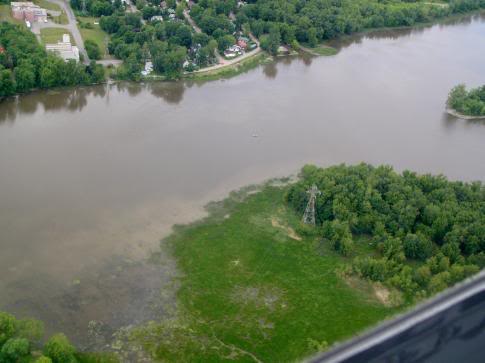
[1,9,485,101]
[446,108,485,121]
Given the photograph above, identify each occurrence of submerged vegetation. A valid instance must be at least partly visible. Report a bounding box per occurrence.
[447,84,485,117]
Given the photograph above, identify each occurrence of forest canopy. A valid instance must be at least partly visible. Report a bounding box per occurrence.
[287,164,484,299]
[447,84,485,117]
[239,0,485,47]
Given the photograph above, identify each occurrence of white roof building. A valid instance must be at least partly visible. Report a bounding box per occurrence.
[45,34,80,62]
[150,15,164,22]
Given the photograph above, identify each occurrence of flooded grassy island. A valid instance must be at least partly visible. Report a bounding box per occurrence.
[129,164,483,362]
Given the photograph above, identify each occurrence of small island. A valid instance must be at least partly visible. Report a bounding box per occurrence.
[447,84,485,120]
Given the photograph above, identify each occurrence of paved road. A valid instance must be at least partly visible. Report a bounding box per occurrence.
[33,0,90,64]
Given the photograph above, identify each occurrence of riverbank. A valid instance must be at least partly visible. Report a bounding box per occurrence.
[446,108,485,120]
[183,52,271,81]
[2,9,484,100]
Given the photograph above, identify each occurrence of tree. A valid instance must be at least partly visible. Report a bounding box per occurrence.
[260,26,280,55]
[0,312,16,347]
[403,233,433,261]
[43,334,77,363]
[14,60,36,92]
[0,338,30,363]
[0,68,15,98]
[85,40,101,60]
[217,34,235,52]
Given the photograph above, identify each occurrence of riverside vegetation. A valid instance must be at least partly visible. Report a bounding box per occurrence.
[447,84,485,117]
[0,23,105,99]
[1,0,485,88]
[125,164,484,362]
[0,312,117,363]
[70,0,485,80]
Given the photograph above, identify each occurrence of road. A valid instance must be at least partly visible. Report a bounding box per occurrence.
[33,0,90,64]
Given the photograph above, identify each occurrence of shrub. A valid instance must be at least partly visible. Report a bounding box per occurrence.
[44,334,77,363]
[0,338,30,363]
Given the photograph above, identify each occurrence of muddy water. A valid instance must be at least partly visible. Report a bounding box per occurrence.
[1,13,485,348]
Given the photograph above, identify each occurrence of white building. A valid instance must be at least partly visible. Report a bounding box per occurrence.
[45,34,80,62]
[150,15,164,22]
[141,61,153,76]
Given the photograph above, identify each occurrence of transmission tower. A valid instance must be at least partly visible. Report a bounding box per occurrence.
[302,184,321,225]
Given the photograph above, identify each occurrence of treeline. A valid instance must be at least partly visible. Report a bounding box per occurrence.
[99,11,217,79]
[447,84,485,116]
[237,0,485,50]
[0,23,105,99]
[0,311,117,363]
[70,0,123,17]
[287,164,484,299]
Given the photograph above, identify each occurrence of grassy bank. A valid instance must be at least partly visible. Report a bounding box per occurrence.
[183,52,269,82]
[132,183,397,362]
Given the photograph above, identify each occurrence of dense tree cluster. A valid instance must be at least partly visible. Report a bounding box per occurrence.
[0,312,117,363]
[0,312,69,363]
[189,0,237,43]
[447,84,485,116]
[287,164,484,298]
[238,0,485,48]
[0,23,105,99]
[99,10,218,79]
[70,0,122,17]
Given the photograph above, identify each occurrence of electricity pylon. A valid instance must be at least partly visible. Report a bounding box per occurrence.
[302,184,321,225]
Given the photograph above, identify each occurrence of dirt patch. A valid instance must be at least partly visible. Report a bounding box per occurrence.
[372,283,391,306]
[271,218,302,241]
[340,273,399,307]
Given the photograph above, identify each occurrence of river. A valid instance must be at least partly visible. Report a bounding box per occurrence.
[1,13,484,349]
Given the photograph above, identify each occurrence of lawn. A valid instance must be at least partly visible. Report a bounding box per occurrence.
[33,0,61,12]
[310,45,338,56]
[132,184,398,362]
[40,27,75,45]
[77,16,111,59]
[0,4,24,24]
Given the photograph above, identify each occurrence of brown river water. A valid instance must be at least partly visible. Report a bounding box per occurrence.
[1,13,485,349]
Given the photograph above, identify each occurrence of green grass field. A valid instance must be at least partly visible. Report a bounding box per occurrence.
[77,16,111,59]
[33,0,61,12]
[133,184,398,362]
[309,45,339,56]
[0,4,24,24]
[40,27,75,45]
